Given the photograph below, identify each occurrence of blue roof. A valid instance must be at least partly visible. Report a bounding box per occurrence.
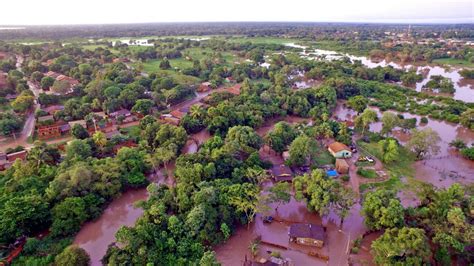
[326,170,338,177]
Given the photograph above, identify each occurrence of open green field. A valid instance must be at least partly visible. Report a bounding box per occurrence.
[433,58,474,68]
[225,36,299,45]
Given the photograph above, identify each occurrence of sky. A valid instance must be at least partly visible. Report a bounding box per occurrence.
[0,0,472,25]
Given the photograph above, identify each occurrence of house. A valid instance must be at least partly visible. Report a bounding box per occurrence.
[37,124,61,139]
[45,71,61,79]
[197,82,212,92]
[271,164,293,182]
[328,142,352,159]
[335,159,349,174]
[289,223,326,248]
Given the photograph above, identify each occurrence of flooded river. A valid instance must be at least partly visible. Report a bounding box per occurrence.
[286,43,474,102]
[73,189,148,266]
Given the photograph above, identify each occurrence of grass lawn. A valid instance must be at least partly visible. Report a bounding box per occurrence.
[225,36,299,45]
[313,144,335,166]
[432,58,474,68]
[360,175,402,192]
[120,125,141,139]
[357,141,415,179]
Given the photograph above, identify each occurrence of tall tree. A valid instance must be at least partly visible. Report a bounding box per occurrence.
[371,227,432,265]
[406,128,441,160]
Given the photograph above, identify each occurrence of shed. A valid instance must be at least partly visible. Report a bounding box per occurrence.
[289,223,326,248]
[328,142,352,159]
[335,159,349,174]
[271,164,293,182]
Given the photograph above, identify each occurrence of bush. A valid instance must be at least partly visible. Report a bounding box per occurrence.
[351,247,359,254]
[460,147,474,160]
[341,175,350,182]
[420,117,428,124]
[356,168,378,179]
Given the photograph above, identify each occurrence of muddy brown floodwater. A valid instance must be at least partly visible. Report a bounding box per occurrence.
[73,188,148,266]
[333,101,474,188]
[215,190,367,266]
[217,145,367,266]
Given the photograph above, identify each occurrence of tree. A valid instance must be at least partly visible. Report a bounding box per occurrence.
[0,193,49,243]
[288,135,317,166]
[11,93,35,113]
[331,184,356,226]
[225,126,263,157]
[54,245,91,266]
[267,182,291,213]
[160,58,171,69]
[371,227,431,265]
[459,108,473,130]
[293,169,334,216]
[65,139,92,161]
[153,144,177,177]
[354,108,378,135]
[40,76,55,89]
[347,95,369,114]
[131,99,154,115]
[199,251,220,266]
[71,124,89,139]
[228,183,260,229]
[379,139,400,163]
[361,189,404,230]
[406,128,441,160]
[0,112,22,136]
[265,121,297,154]
[92,131,107,149]
[51,80,72,94]
[381,112,399,136]
[51,197,88,236]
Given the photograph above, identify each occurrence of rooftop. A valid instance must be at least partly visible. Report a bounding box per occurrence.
[328,142,350,153]
[289,223,326,240]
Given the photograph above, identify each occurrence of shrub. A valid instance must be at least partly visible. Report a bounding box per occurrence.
[341,175,350,182]
[357,168,378,178]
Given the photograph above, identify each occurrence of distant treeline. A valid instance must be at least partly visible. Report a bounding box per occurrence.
[0,22,473,41]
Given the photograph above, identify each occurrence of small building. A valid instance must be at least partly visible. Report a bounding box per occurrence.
[109,109,131,119]
[170,109,186,120]
[7,150,27,162]
[159,114,180,126]
[197,82,212,92]
[335,159,349,174]
[37,124,61,139]
[271,164,293,182]
[68,120,87,129]
[328,142,352,159]
[37,115,55,123]
[289,223,326,248]
[42,105,64,115]
[45,71,61,79]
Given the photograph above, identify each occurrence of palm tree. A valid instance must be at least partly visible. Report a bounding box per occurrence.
[189,104,204,120]
[92,131,107,149]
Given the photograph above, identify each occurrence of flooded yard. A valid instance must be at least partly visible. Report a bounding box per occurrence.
[333,101,474,188]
